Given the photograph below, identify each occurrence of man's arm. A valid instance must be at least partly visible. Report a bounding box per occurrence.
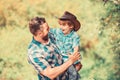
[40,52,80,80]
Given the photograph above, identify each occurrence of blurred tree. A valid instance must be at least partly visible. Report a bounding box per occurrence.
[99,0,120,79]
[0,10,6,27]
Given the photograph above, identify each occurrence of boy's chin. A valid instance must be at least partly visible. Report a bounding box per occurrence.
[63,32,70,35]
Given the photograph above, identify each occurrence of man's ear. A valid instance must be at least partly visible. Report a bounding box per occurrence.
[37,30,42,36]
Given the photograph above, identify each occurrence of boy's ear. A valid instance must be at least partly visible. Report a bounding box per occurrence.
[70,25,74,29]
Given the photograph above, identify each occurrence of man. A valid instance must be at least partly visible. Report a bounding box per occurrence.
[27,17,80,80]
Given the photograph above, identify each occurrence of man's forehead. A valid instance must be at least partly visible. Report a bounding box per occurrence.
[39,22,47,28]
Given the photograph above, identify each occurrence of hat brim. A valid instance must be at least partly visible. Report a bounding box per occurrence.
[73,19,81,31]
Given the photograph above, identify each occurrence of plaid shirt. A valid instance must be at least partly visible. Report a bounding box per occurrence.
[28,33,68,80]
[50,28,80,64]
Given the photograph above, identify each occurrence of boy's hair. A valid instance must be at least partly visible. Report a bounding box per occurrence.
[29,17,45,36]
[58,19,74,27]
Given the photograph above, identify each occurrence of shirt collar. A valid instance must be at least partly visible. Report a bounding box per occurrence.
[32,34,51,46]
[32,37,41,45]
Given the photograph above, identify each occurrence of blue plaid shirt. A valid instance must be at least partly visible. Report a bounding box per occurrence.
[50,28,80,64]
[28,33,68,80]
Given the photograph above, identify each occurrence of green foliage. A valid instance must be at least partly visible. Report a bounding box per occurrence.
[98,1,120,80]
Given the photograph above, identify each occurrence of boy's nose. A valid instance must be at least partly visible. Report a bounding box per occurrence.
[60,25,64,29]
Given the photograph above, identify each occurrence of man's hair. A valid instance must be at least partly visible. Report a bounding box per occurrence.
[29,17,46,35]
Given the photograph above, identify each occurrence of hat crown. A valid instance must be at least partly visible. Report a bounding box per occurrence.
[63,11,77,20]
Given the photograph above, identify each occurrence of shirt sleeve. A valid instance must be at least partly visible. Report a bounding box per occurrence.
[28,49,49,73]
[50,28,56,34]
[73,35,80,48]
[72,35,82,64]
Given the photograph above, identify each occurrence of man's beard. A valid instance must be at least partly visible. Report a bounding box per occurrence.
[42,34,48,41]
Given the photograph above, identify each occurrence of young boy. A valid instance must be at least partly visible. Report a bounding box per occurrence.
[50,11,82,80]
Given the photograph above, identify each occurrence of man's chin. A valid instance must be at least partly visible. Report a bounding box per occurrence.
[43,34,48,41]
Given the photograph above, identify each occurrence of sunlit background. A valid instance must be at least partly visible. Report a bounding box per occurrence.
[0,0,120,80]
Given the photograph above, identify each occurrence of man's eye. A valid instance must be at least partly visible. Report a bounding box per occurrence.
[40,27,43,30]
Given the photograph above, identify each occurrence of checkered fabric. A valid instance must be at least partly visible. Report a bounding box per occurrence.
[28,33,68,80]
[50,28,80,64]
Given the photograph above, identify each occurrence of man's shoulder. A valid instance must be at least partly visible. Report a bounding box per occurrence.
[28,41,41,52]
[28,41,44,57]
[28,42,34,49]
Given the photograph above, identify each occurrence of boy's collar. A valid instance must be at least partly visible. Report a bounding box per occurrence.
[60,29,74,37]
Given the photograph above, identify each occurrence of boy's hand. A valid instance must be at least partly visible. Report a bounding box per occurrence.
[75,62,82,71]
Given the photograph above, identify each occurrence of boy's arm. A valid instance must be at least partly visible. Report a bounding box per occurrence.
[74,46,82,71]
[73,35,82,71]
[74,46,80,52]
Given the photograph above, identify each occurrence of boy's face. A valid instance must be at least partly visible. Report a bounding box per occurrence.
[59,20,74,35]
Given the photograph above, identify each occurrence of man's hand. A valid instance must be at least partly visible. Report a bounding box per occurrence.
[68,52,81,64]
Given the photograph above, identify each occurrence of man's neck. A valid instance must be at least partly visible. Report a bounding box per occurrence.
[34,36,49,44]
